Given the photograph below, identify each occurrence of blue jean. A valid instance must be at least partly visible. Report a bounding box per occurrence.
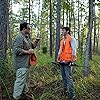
[60,65,75,98]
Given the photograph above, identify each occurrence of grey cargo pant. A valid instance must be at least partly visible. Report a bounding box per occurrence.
[13,68,29,99]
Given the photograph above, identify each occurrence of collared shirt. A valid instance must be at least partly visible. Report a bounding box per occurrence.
[12,32,32,70]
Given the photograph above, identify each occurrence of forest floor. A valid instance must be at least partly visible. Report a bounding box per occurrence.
[27,79,100,100]
[0,54,100,100]
[1,78,100,100]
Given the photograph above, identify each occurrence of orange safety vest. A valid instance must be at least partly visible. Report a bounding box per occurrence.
[59,34,73,62]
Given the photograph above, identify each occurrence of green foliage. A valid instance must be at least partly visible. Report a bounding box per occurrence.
[42,47,47,54]
[39,91,59,100]
[74,55,100,99]
[0,58,12,77]
[30,53,61,85]
[30,52,100,99]
[1,52,100,99]
[0,54,15,100]
[96,2,100,7]
[62,1,70,11]
[37,53,54,65]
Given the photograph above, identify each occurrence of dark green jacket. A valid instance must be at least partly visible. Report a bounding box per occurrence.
[12,32,34,70]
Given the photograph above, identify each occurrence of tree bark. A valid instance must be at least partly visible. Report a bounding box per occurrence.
[84,0,93,77]
[96,20,100,53]
[50,0,53,57]
[77,0,81,49]
[0,0,8,60]
[29,0,31,24]
[0,79,2,100]
[93,0,96,52]
[55,0,61,61]
[0,0,9,99]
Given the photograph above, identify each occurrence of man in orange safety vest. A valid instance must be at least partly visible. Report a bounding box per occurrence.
[57,27,77,100]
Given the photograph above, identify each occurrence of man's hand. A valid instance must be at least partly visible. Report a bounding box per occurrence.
[28,49,34,54]
[22,49,34,55]
[72,55,77,62]
[57,55,60,62]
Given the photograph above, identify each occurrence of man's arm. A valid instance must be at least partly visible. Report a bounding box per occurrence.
[13,35,33,55]
[71,37,77,61]
[13,35,24,55]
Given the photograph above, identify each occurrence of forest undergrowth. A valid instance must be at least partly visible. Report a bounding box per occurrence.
[0,53,100,100]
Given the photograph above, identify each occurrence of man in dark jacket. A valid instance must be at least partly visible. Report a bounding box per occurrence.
[12,22,39,100]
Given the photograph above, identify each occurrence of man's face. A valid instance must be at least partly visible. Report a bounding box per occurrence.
[24,24,31,34]
[62,29,69,36]
[62,29,67,36]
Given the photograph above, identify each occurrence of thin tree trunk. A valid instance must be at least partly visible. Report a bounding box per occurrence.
[89,1,95,60]
[69,10,71,27]
[93,0,96,52]
[0,79,2,100]
[55,0,61,61]
[0,0,8,98]
[69,0,72,28]
[50,0,53,57]
[78,0,81,49]
[8,0,12,54]
[71,0,76,37]
[84,0,93,77]
[80,1,83,54]
[72,11,76,37]
[37,0,41,49]
[66,9,68,26]
[29,0,31,24]
[96,20,99,53]
[63,6,64,26]
[0,0,8,60]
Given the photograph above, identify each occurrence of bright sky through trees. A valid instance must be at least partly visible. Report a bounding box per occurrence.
[12,0,42,15]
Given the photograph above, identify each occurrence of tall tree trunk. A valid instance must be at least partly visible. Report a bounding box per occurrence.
[84,0,93,77]
[29,0,31,24]
[69,10,71,27]
[71,0,76,37]
[80,1,83,54]
[0,79,2,100]
[89,1,95,60]
[0,0,8,60]
[93,0,96,52]
[63,6,64,26]
[69,0,72,28]
[55,0,61,61]
[73,14,76,37]
[37,0,41,49]
[0,0,9,99]
[66,9,68,26]
[77,0,81,49]
[38,0,40,27]
[8,0,12,54]
[96,20,100,53]
[50,0,53,57]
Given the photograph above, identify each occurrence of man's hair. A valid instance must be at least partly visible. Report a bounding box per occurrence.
[20,22,28,31]
[62,27,71,35]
